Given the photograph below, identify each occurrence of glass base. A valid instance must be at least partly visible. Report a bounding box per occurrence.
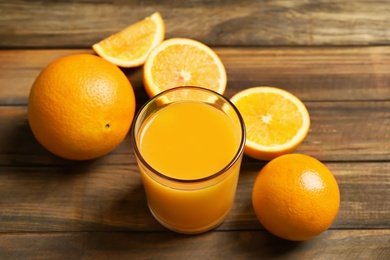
[148,204,232,235]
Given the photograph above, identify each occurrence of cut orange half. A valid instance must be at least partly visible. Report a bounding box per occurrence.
[92,12,164,68]
[230,87,310,161]
[143,38,227,98]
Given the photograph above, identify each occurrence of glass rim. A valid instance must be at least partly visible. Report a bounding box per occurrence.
[131,86,246,184]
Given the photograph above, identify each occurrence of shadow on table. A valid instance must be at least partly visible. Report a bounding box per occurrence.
[0,115,94,167]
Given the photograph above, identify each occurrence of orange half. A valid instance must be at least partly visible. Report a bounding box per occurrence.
[230,87,310,160]
[143,38,227,98]
[92,12,164,68]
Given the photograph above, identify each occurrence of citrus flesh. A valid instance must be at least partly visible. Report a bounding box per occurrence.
[93,12,164,68]
[252,154,340,241]
[28,54,136,160]
[143,38,227,98]
[230,87,310,160]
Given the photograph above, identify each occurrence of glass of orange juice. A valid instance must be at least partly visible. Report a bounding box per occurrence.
[131,86,246,234]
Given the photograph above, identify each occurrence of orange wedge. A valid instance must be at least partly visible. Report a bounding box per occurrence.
[230,87,310,161]
[143,38,227,98]
[92,12,164,68]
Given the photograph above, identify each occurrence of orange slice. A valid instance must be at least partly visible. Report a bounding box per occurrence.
[230,87,310,161]
[143,38,227,98]
[92,12,164,68]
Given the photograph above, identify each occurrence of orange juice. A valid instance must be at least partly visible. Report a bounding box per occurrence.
[136,100,244,234]
[140,101,240,179]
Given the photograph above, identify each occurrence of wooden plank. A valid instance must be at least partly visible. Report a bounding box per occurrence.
[0,106,136,166]
[1,99,390,165]
[0,230,389,259]
[222,46,390,102]
[2,1,390,47]
[304,101,390,161]
[1,47,390,105]
[0,162,388,232]
[0,50,91,105]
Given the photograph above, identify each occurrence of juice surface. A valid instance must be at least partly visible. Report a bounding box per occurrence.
[139,101,241,180]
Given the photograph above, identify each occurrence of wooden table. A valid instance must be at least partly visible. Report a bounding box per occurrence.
[1,1,390,258]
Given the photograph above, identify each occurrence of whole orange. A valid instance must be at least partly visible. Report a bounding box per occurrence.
[28,54,136,160]
[252,154,340,241]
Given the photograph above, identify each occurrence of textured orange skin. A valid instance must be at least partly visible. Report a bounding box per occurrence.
[252,154,340,241]
[28,54,136,160]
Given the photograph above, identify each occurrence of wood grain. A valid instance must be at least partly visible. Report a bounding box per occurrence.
[0,230,389,259]
[2,1,390,255]
[1,0,390,48]
[0,161,389,232]
[1,47,390,105]
[0,50,90,105]
[1,99,390,166]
